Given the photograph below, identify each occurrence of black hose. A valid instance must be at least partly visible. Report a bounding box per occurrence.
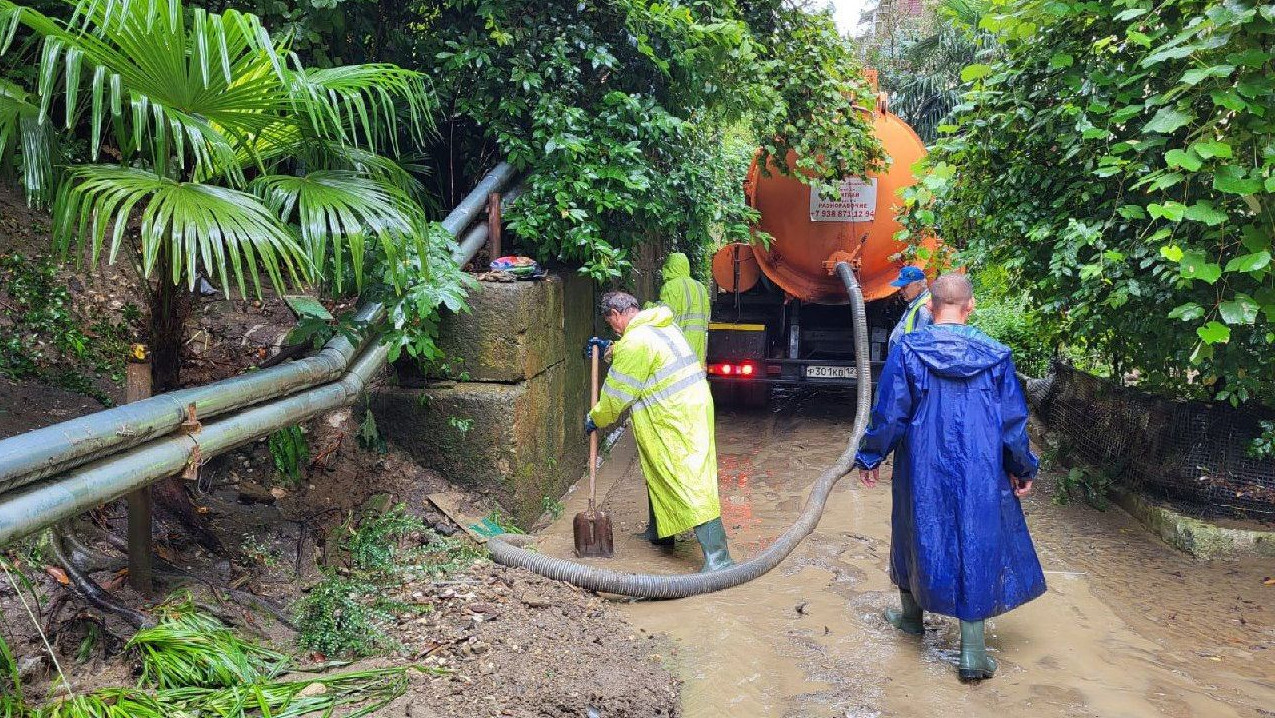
[487,262,872,598]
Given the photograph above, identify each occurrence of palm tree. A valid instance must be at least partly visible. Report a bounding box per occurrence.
[881,0,993,144]
[0,0,435,389]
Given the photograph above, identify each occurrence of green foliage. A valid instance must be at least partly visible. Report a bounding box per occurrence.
[1248,420,1275,460]
[900,0,1275,406]
[295,504,484,658]
[1054,466,1114,511]
[1,623,23,718]
[293,575,393,659]
[871,0,996,144]
[355,409,386,454]
[345,504,427,574]
[239,536,282,569]
[3,590,411,717]
[447,416,473,437]
[0,253,135,405]
[969,268,1059,377]
[426,0,882,279]
[541,495,565,521]
[268,426,309,485]
[129,596,289,689]
[0,0,470,383]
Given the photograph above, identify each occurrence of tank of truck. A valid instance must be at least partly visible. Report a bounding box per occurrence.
[717,107,932,304]
[705,102,937,400]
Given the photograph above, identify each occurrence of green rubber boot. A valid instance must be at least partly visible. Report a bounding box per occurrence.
[884,589,924,635]
[693,517,735,573]
[958,620,998,681]
[637,490,675,547]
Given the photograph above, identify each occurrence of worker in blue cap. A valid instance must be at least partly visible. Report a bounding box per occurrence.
[888,265,931,351]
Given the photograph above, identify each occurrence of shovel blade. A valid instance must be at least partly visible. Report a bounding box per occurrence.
[573,509,614,558]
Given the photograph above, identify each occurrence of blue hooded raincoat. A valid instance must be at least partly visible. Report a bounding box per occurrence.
[855,324,1046,621]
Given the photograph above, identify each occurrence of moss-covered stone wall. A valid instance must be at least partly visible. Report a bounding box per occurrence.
[371,272,595,528]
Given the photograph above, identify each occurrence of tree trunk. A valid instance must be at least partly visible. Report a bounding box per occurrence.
[145,245,223,552]
[149,245,188,392]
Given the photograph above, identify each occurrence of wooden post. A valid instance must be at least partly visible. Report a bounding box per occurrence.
[487,191,502,261]
[125,344,153,595]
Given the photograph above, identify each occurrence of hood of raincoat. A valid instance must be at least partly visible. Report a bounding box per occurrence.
[903,324,1010,379]
[662,253,691,282]
[626,305,675,334]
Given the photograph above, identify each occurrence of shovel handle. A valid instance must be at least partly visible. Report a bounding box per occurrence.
[589,346,600,512]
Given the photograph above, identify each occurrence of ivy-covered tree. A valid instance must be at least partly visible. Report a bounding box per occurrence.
[899,0,1275,406]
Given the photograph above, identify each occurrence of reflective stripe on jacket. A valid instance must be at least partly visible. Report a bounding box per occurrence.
[589,305,720,536]
[889,290,933,350]
[659,253,710,366]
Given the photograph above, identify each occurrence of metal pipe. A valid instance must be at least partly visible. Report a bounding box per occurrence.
[451,185,523,265]
[0,303,381,494]
[487,261,872,597]
[0,342,391,547]
[0,164,517,495]
[441,162,514,236]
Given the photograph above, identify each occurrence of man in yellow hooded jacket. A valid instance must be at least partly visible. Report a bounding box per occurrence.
[584,291,734,572]
[658,253,710,366]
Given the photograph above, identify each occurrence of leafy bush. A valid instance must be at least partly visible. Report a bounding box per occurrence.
[293,575,394,659]
[427,0,883,280]
[899,0,1275,407]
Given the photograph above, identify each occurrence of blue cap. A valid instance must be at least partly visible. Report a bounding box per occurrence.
[890,265,926,287]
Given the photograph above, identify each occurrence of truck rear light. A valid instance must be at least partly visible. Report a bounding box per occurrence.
[710,362,759,378]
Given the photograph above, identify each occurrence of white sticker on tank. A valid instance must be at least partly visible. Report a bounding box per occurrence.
[808,177,878,222]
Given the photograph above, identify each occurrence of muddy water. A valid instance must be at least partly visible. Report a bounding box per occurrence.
[539,392,1275,717]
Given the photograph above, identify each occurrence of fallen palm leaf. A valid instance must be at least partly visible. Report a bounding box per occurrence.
[128,596,288,689]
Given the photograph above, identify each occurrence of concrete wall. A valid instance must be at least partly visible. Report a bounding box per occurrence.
[371,272,595,528]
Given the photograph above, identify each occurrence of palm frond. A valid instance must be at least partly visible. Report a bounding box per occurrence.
[130,599,288,689]
[53,165,307,297]
[18,0,290,184]
[252,170,427,292]
[286,63,436,155]
[0,78,58,206]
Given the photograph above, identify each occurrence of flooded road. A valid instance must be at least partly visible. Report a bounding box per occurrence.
[538,392,1275,717]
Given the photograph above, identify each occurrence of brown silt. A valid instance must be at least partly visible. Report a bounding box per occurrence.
[574,345,613,557]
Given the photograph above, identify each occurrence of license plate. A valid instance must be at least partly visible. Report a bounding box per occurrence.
[805,365,857,379]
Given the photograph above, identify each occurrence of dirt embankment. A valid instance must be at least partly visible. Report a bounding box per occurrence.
[0,184,681,717]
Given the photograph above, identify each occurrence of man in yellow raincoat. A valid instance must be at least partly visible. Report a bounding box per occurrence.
[658,253,710,366]
[584,291,734,572]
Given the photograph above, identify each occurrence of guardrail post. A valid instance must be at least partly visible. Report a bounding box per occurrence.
[125,345,154,595]
[487,191,503,261]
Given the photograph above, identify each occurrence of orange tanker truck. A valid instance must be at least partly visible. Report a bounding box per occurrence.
[707,97,935,406]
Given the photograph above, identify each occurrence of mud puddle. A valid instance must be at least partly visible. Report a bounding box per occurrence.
[538,392,1275,717]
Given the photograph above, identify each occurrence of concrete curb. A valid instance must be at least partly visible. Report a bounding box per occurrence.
[1113,489,1275,560]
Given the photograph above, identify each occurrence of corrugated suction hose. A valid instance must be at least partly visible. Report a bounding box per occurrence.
[487,262,871,598]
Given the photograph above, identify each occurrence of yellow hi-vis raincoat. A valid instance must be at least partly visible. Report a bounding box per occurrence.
[588,306,721,537]
[659,253,710,366]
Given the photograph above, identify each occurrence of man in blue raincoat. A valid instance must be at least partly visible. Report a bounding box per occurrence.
[855,272,1045,682]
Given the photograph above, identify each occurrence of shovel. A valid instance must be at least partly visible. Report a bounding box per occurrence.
[574,345,614,557]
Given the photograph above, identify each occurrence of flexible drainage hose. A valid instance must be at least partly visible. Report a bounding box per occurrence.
[487,262,872,598]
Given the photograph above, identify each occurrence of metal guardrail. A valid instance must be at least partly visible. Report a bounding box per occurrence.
[0,163,519,547]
